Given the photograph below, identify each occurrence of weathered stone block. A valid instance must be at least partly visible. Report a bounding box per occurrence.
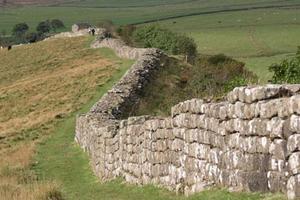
[234,102,256,119]
[287,174,300,200]
[290,115,300,133]
[269,139,287,160]
[288,152,300,175]
[269,157,286,172]
[267,117,285,138]
[287,134,300,153]
[289,95,300,115]
[267,171,287,192]
[198,130,211,145]
[171,138,185,151]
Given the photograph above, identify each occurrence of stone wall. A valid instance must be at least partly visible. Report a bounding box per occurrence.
[75,39,300,199]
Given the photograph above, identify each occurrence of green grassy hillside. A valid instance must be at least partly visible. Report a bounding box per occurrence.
[0,36,134,199]
[152,7,300,82]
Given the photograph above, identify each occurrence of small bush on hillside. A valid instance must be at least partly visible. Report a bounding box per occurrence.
[25,32,39,43]
[12,23,29,37]
[186,55,256,98]
[50,19,65,32]
[132,25,197,63]
[37,20,51,35]
[269,48,300,83]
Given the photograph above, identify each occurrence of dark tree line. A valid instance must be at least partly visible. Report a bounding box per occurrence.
[1,19,65,46]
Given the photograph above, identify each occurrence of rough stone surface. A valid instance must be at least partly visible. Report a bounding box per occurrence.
[75,38,300,199]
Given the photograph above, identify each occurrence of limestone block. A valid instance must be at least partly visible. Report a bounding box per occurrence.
[171,138,185,152]
[151,152,168,164]
[215,135,226,150]
[171,102,183,117]
[267,171,287,192]
[288,152,300,175]
[172,113,190,128]
[269,139,287,160]
[209,148,222,164]
[239,137,257,153]
[189,99,204,114]
[197,144,210,159]
[227,87,239,103]
[145,119,160,131]
[152,140,168,152]
[198,130,211,145]
[187,143,200,158]
[164,117,173,129]
[173,128,185,139]
[210,103,227,119]
[256,136,271,154]
[242,154,270,171]
[200,103,211,115]
[234,102,256,119]
[240,171,268,192]
[185,157,200,172]
[269,157,287,172]
[227,133,240,149]
[222,120,235,133]
[278,98,292,118]
[233,118,247,133]
[290,115,300,133]
[287,134,300,153]
[267,117,285,138]
[185,129,199,143]
[289,95,300,115]
[219,103,229,120]
[188,114,201,129]
[151,164,168,177]
[242,118,268,136]
[287,174,300,200]
[227,103,236,119]
[205,163,220,182]
[259,99,281,119]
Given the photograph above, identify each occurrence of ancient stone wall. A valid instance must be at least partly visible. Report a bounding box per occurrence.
[75,38,300,199]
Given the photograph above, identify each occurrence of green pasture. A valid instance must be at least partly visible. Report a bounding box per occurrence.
[0,0,299,33]
[153,8,300,82]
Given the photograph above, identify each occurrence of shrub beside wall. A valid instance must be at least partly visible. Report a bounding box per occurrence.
[269,47,300,84]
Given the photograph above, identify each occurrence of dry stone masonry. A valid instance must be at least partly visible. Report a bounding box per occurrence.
[75,38,300,199]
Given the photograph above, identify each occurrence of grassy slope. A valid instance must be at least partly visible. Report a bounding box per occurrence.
[0,36,134,199]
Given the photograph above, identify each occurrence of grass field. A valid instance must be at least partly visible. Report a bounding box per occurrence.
[152,7,300,82]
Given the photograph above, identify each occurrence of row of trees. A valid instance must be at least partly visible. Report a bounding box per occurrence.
[117,25,197,63]
[269,47,300,84]
[1,19,65,46]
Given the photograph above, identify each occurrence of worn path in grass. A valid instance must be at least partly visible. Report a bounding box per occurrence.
[33,48,283,200]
